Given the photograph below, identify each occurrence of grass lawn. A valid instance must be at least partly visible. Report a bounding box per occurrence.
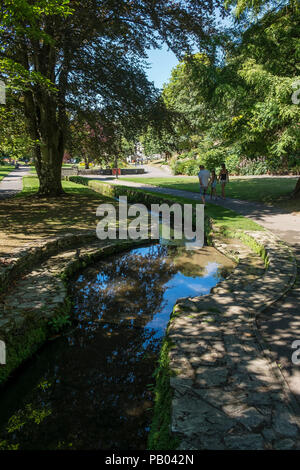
[0,175,264,258]
[0,166,14,182]
[21,175,262,231]
[138,187,264,233]
[77,177,264,233]
[121,176,300,211]
[0,176,115,257]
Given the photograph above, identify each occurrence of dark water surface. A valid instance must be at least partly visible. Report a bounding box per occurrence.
[0,244,234,450]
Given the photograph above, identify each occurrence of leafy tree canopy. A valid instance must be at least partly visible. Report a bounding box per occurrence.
[0,0,226,195]
[157,3,299,188]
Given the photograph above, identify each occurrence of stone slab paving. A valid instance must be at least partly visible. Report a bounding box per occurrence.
[167,229,300,449]
[0,166,30,200]
[256,246,300,401]
[0,231,98,294]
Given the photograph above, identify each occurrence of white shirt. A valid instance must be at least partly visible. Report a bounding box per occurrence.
[198,169,210,187]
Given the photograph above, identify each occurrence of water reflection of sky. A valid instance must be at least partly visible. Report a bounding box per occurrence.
[74,244,225,340]
[144,260,220,337]
[0,243,232,451]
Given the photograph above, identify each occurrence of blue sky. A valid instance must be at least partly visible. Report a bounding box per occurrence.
[145,45,179,90]
[145,11,235,90]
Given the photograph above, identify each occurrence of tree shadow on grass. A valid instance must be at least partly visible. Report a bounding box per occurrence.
[0,191,117,255]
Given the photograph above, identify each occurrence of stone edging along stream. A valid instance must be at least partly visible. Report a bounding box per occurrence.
[149,224,300,450]
[0,235,154,385]
[0,232,97,294]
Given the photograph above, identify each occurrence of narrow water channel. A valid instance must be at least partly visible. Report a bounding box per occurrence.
[0,243,234,450]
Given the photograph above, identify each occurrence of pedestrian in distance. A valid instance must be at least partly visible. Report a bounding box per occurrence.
[218,163,229,199]
[210,169,218,200]
[198,164,210,205]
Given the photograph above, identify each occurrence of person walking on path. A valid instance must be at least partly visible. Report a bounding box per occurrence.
[210,169,218,201]
[198,165,210,204]
[219,163,229,199]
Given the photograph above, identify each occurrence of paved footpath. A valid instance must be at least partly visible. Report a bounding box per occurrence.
[0,166,30,200]
[100,177,300,410]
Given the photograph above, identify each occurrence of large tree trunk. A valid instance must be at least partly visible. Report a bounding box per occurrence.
[35,144,64,196]
[84,155,90,169]
[21,36,68,197]
[33,120,65,197]
[24,89,66,197]
[291,176,300,199]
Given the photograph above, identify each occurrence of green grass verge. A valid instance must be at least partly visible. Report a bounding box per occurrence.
[120,176,299,206]
[19,175,107,198]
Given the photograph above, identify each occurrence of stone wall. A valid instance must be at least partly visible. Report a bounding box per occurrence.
[0,232,96,294]
[0,236,153,385]
[61,168,145,177]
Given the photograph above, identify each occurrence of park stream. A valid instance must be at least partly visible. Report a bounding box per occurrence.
[0,243,234,450]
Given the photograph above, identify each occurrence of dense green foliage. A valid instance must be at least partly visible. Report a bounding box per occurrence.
[143,2,299,194]
[0,104,33,160]
[0,0,226,196]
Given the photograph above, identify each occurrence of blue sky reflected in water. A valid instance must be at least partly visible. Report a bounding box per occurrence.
[74,244,234,339]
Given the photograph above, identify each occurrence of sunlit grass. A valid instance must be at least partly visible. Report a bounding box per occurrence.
[0,176,115,255]
[138,188,264,232]
[121,176,299,210]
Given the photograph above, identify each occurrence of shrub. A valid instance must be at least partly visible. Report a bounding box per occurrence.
[184,159,201,175]
[48,311,71,333]
[198,148,225,171]
[290,165,300,175]
[67,175,89,186]
[225,153,241,175]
